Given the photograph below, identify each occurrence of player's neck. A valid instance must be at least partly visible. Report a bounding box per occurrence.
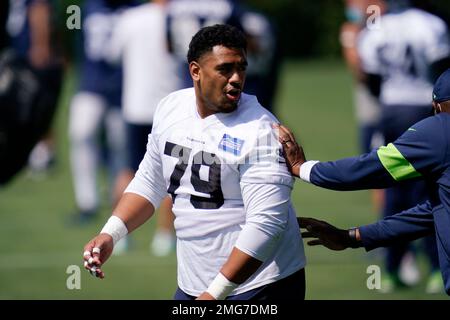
[195,91,217,119]
[195,102,216,119]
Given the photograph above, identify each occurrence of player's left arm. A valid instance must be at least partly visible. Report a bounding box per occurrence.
[197,182,291,300]
[197,122,292,300]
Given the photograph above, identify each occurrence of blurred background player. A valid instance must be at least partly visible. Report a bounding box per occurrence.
[340,0,384,215]
[357,0,450,293]
[0,2,8,51]
[5,0,64,178]
[149,0,283,255]
[238,8,281,113]
[68,0,136,225]
[108,0,182,255]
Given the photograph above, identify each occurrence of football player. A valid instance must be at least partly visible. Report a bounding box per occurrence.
[83,24,306,300]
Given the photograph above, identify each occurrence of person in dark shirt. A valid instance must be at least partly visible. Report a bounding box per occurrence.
[275,68,450,295]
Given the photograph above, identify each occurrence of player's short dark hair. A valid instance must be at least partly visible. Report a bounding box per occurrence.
[187,24,247,63]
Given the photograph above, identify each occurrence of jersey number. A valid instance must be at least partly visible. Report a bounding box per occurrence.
[164,142,224,209]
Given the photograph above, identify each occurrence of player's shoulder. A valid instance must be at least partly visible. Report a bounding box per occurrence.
[357,24,383,49]
[401,114,446,143]
[403,8,447,31]
[153,88,195,129]
[434,113,450,133]
[222,93,279,149]
[236,93,278,126]
[414,114,447,129]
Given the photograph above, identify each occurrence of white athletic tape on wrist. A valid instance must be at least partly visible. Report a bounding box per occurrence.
[100,215,128,246]
[206,273,238,300]
[92,247,101,254]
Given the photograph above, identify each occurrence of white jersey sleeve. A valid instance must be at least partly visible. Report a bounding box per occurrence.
[235,120,294,261]
[107,10,127,64]
[357,28,382,75]
[423,18,450,64]
[239,121,293,186]
[235,183,291,261]
[124,127,168,208]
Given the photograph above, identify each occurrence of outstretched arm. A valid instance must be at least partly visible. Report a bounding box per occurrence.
[299,201,435,251]
[275,116,445,191]
[82,132,167,278]
[198,124,295,300]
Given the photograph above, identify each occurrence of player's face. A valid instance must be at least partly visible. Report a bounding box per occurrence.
[191,45,247,117]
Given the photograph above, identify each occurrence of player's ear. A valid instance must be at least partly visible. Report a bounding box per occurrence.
[432,101,440,114]
[189,61,201,82]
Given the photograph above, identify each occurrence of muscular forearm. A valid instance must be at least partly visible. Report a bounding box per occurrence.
[200,247,263,300]
[112,193,156,233]
[220,248,263,284]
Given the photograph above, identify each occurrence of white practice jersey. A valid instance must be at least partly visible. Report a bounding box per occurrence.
[109,3,181,124]
[358,8,450,106]
[126,88,306,296]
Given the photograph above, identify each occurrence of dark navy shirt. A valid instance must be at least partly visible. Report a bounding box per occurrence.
[166,0,243,88]
[78,0,136,106]
[6,0,36,58]
[308,113,450,294]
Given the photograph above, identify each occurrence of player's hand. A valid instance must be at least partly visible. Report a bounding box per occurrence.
[298,217,355,251]
[272,123,305,177]
[82,233,114,279]
[196,292,217,300]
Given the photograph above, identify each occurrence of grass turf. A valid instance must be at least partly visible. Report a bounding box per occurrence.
[0,59,447,300]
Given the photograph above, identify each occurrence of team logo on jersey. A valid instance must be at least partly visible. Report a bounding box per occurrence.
[219,134,245,156]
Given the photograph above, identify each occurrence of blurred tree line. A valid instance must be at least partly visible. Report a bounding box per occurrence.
[245,0,450,58]
[3,0,450,60]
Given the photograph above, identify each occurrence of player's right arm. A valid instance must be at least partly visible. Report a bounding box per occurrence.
[82,193,156,278]
[83,124,167,278]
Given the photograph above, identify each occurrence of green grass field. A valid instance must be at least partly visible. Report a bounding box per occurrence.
[0,59,447,300]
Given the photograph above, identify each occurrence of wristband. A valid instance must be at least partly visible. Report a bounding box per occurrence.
[348,228,362,248]
[100,215,128,246]
[206,273,238,300]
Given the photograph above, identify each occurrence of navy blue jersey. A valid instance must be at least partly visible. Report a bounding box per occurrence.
[166,0,242,60]
[77,0,136,106]
[307,113,450,293]
[166,0,243,87]
[239,10,280,112]
[6,0,38,58]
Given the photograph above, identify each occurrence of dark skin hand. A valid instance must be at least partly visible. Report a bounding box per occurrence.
[272,124,305,177]
[298,217,361,251]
